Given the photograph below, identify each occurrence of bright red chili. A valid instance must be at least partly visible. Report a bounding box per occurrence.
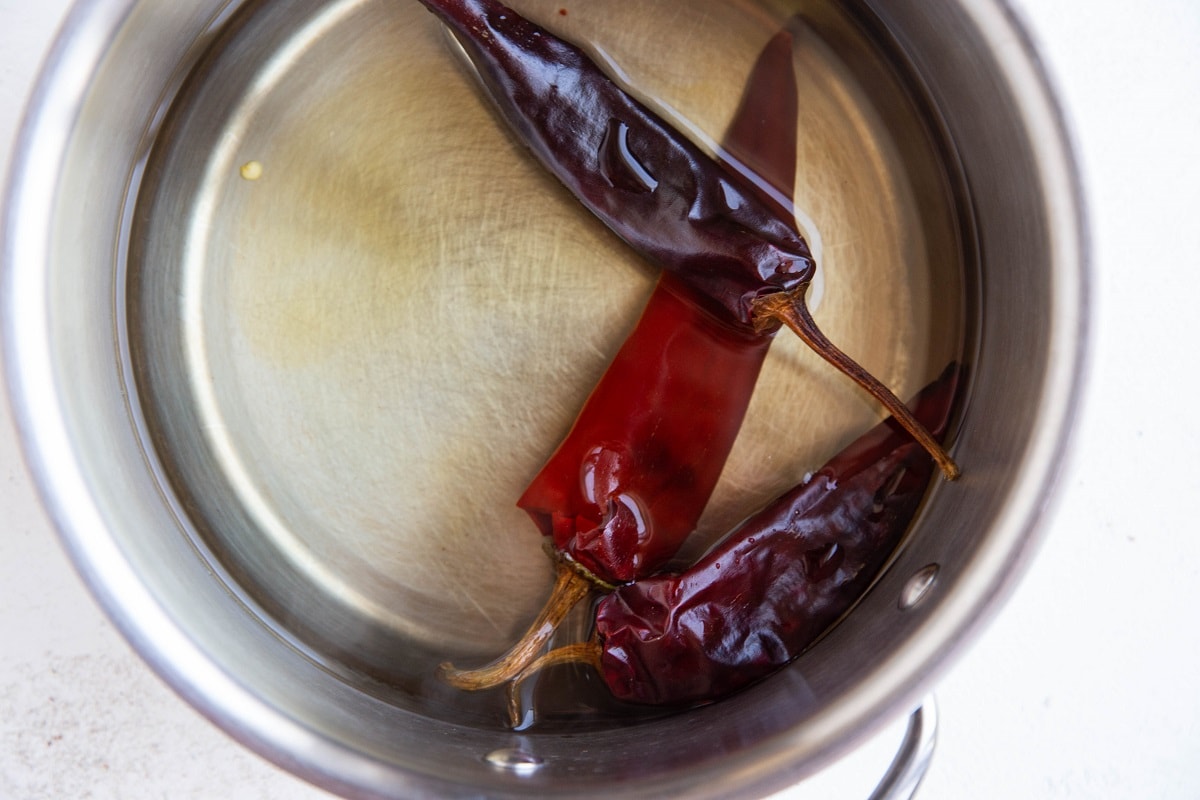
[417,0,809,326]
[517,275,772,585]
[515,19,804,588]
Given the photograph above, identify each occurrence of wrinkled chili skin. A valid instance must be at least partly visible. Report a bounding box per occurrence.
[594,364,960,705]
[518,274,772,583]
[416,0,814,328]
[512,20,802,585]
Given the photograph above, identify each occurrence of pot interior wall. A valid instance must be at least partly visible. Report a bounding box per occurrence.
[126,0,969,729]
[9,0,1083,796]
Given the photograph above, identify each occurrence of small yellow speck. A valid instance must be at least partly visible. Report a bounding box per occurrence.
[240,160,263,181]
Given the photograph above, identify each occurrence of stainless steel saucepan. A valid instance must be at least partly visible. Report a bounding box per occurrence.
[3,0,1087,797]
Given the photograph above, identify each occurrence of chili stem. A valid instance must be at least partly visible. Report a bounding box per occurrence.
[753,287,960,480]
[438,561,593,691]
[505,640,603,728]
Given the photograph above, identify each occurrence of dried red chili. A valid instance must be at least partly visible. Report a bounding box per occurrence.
[440,275,771,689]
[422,0,960,691]
[416,0,957,479]
[509,364,960,710]
[517,276,771,586]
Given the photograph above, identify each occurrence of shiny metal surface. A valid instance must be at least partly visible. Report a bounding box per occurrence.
[3,0,1086,797]
[869,699,938,800]
[126,0,961,684]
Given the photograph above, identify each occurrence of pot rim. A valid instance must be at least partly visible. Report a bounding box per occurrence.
[2,0,1091,797]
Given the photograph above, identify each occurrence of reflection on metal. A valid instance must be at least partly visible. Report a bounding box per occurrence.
[869,697,938,800]
[899,564,940,610]
[484,747,544,776]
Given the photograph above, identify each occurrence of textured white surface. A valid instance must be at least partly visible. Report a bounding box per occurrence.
[3,1,1200,798]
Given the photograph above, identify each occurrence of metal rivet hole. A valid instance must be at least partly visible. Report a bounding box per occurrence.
[485,748,544,775]
[899,564,940,610]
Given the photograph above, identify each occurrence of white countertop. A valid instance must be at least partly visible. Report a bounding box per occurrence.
[4,1,1198,798]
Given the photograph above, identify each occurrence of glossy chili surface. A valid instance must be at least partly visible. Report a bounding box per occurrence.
[416,0,814,328]
[428,0,961,697]
[593,364,960,705]
[518,275,772,583]
[514,19,802,585]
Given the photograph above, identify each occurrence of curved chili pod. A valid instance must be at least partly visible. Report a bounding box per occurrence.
[593,364,960,705]
[517,276,772,585]
[418,0,813,327]
[515,21,803,588]
[507,365,959,710]
[415,0,957,479]
[441,282,772,691]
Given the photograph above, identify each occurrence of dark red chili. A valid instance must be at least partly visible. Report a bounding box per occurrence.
[415,0,958,480]
[419,0,811,327]
[510,364,960,710]
[441,279,774,691]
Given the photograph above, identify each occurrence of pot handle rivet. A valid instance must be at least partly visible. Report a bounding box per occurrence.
[485,748,544,775]
[899,564,939,610]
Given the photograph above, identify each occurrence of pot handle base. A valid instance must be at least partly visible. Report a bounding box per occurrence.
[868,696,938,800]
